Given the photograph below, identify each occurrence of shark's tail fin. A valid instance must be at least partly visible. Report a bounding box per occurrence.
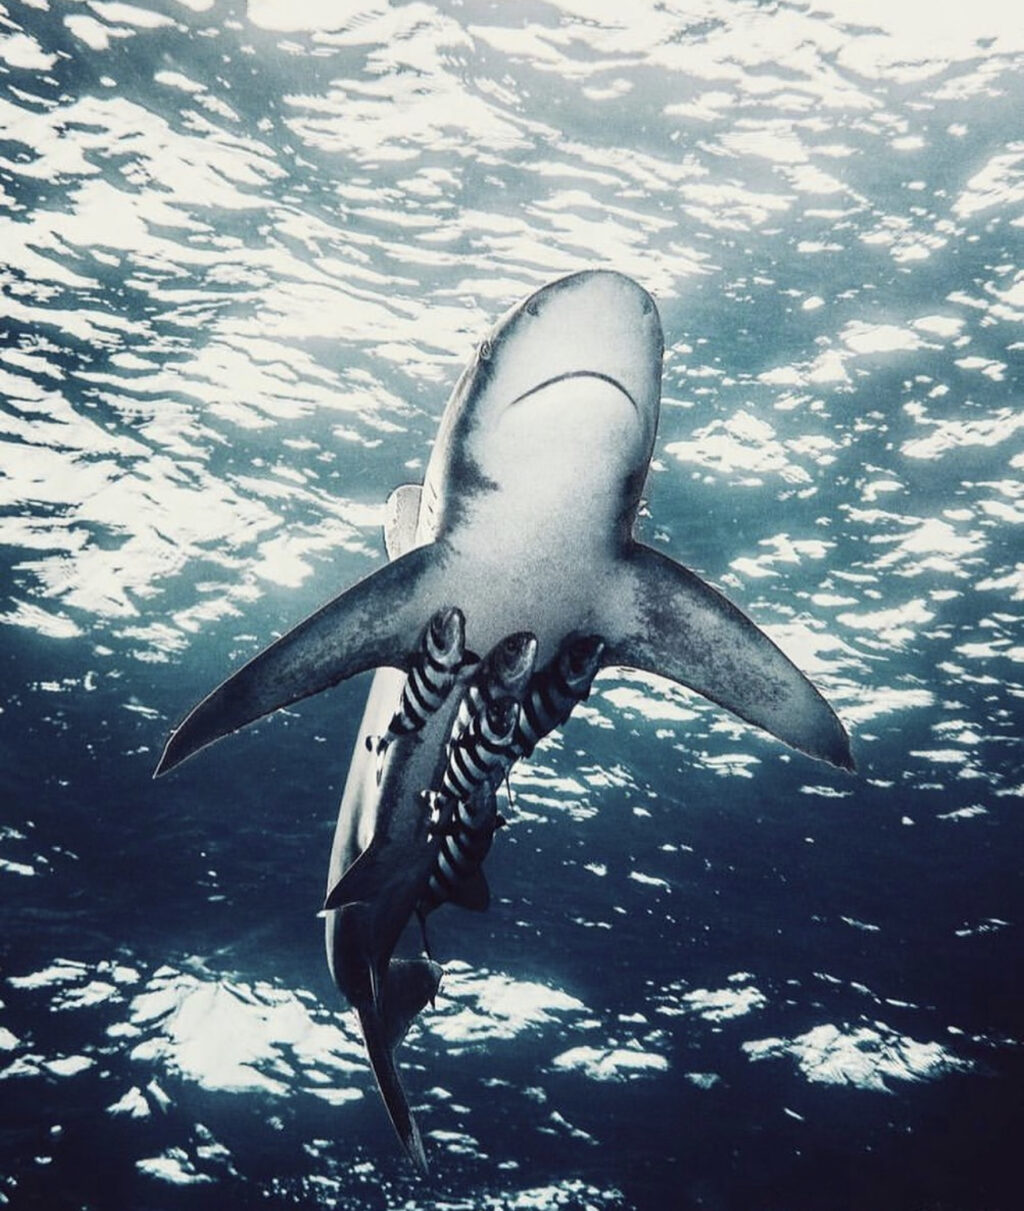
[357,957,442,1176]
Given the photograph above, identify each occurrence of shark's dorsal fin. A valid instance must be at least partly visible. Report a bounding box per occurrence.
[154,541,448,776]
[383,484,423,561]
[604,542,853,770]
[449,868,490,913]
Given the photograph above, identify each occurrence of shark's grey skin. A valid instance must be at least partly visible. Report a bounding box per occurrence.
[155,270,853,1172]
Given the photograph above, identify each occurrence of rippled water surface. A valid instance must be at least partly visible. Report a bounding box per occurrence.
[2,1,1022,1208]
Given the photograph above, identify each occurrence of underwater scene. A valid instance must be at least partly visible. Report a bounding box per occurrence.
[1,1,1021,1208]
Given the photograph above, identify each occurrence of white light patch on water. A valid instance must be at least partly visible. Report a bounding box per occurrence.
[9,960,91,990]
[244,0,333,31]
[429,963,587,1048]
[841,322,923,356]
[441,1179,626,1211]
[44,1055,95,1078]
[108,1086,151,1118]
[629,871,671,892]
[550,1044,668,1082]
[137,1150,214,1186]
[743,1022,971,1091]
[125,968,365,1098]
[281,14,527,164]
[730,533,834,580]
[599,685,699,724]
[0,31,57,69]
[975,565,1024,601]
[864,517,985,577]
[953,147,1024,219]
[0,857,38,877]
[682,985,767,1023]
[836,599,935,648]
[64,15,120,51]
[91,2,175,29]
[686,1071,722,1090]
[698,751,761,779]
[901,410,1024,462]
[938,805,988,822]
[913,315,965,339]
[664,411,838,486]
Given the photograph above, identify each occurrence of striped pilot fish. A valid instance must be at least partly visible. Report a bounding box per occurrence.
[365,606,474,778]
[437,694,520,806]
[418,781,504,917]
[416,637,537,917]
[450,631,537,747]
[513,632,606,760]
[417,701,517,919]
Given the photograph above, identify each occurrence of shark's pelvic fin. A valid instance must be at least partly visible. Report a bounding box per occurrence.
[606,543,853,770]
[323,843,382,913]
[154,542,446,776]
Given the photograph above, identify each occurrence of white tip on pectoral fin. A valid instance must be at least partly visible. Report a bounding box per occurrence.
[604,543,854,770]
[154,541,447,776]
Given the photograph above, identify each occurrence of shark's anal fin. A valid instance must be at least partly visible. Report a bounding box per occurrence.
[606,542,853,770]
[154,541,446,776]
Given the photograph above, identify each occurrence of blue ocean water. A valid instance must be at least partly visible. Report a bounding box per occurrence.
[1,1,1022,1208]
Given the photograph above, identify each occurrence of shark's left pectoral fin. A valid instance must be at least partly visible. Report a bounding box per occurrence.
[154,542,448,776]
[605,543,853,770]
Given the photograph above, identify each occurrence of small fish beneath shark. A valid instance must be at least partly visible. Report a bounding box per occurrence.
[364,606,475,783]
[154,270,853,1174]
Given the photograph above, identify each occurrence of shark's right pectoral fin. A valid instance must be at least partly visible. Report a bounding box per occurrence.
[605,543,853,770]
[154,541,449,776]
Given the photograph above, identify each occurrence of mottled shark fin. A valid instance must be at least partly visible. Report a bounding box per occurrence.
[383,483,423,561]
[604,542,853,770]
[154,541,447,776]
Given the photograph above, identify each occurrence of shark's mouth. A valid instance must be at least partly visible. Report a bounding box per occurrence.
[506,370,639,413]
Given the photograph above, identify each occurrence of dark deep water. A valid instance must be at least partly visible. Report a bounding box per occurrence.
[1,2,1022,1208]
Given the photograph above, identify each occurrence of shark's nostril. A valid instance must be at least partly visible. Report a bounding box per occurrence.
[641,295,653,315]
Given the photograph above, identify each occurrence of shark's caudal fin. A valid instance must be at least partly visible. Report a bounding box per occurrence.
[605,543,854,770]
[358,958,442,1177]
[154,542,446,776]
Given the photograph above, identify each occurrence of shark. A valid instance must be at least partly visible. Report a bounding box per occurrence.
[155,269,852,1172]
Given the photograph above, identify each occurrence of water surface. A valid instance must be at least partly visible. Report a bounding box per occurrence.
[1,2,1022,1208]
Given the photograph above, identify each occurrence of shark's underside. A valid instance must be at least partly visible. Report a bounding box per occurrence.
[155,270,852,1173]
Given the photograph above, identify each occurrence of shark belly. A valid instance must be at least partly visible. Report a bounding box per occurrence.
[156,270,854,1176]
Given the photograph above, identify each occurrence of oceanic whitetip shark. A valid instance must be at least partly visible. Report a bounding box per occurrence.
[155,270,852,1173]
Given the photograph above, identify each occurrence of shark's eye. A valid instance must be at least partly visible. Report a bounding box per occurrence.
[525,299,540,317]
[479,339,493,361]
